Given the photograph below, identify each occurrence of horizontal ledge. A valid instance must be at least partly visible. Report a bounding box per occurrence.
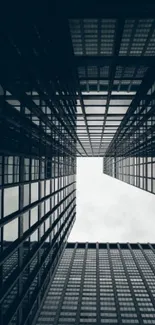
[4,94,150,100]
[75,56,155,67]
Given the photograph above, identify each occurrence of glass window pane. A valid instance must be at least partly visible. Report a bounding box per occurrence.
[31,182,38,203]
[4,187,19,217]
[4,218,18,241]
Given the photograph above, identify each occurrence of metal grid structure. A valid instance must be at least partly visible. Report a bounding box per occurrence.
[1,2,155,325]
[36,242,155,325]
[103,72,155,194]
[0,14,77,325]
[69,17,155,157]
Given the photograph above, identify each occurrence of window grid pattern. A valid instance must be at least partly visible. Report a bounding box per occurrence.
[0,66,77,325]
[104,81,155,194]
[36,243,155,325]
[2,7,155,325]
[69,18,155,156]
[1,158,76,325]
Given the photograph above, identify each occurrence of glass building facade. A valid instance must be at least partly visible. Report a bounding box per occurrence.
[103,76,155,194]
[1,2,155,325]
[0,23,77,324]
[36,242,155,325]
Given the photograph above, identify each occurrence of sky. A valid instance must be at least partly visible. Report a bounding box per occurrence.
[68,157,155,243]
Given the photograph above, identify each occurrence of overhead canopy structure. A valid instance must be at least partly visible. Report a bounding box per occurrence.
[69,17,155,156]
[1,2,155,157]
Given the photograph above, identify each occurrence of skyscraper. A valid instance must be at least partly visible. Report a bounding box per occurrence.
[36,242,155,325]
[0,14,77,324]
[1,2,155,325]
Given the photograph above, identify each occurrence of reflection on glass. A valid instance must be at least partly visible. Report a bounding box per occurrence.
[4,186,19,217]
[31,182,38,203]
[4,218,18,242]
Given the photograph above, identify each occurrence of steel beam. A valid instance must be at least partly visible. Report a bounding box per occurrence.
[76,56,155,67]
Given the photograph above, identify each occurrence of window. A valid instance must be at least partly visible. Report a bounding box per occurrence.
[4,186,19,216]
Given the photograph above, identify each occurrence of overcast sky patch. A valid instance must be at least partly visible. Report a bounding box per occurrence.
[68,158,155,243]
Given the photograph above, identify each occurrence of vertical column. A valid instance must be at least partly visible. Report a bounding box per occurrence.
[17,89,25,324]
[107,243,122,324]
[75,243,88,324]
[117,243,144,323]
[52,243,78,325]
[37,108,42,310]
[96,242,100,324]
[0,88,5,325]
[114,155,117,178]
[17,155,24,325]
[0,155,4,325]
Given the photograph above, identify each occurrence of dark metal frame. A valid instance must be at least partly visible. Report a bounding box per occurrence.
[1,4,155,325]
[36,242,155,324]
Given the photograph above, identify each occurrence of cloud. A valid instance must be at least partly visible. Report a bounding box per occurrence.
[68,158,155,243]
